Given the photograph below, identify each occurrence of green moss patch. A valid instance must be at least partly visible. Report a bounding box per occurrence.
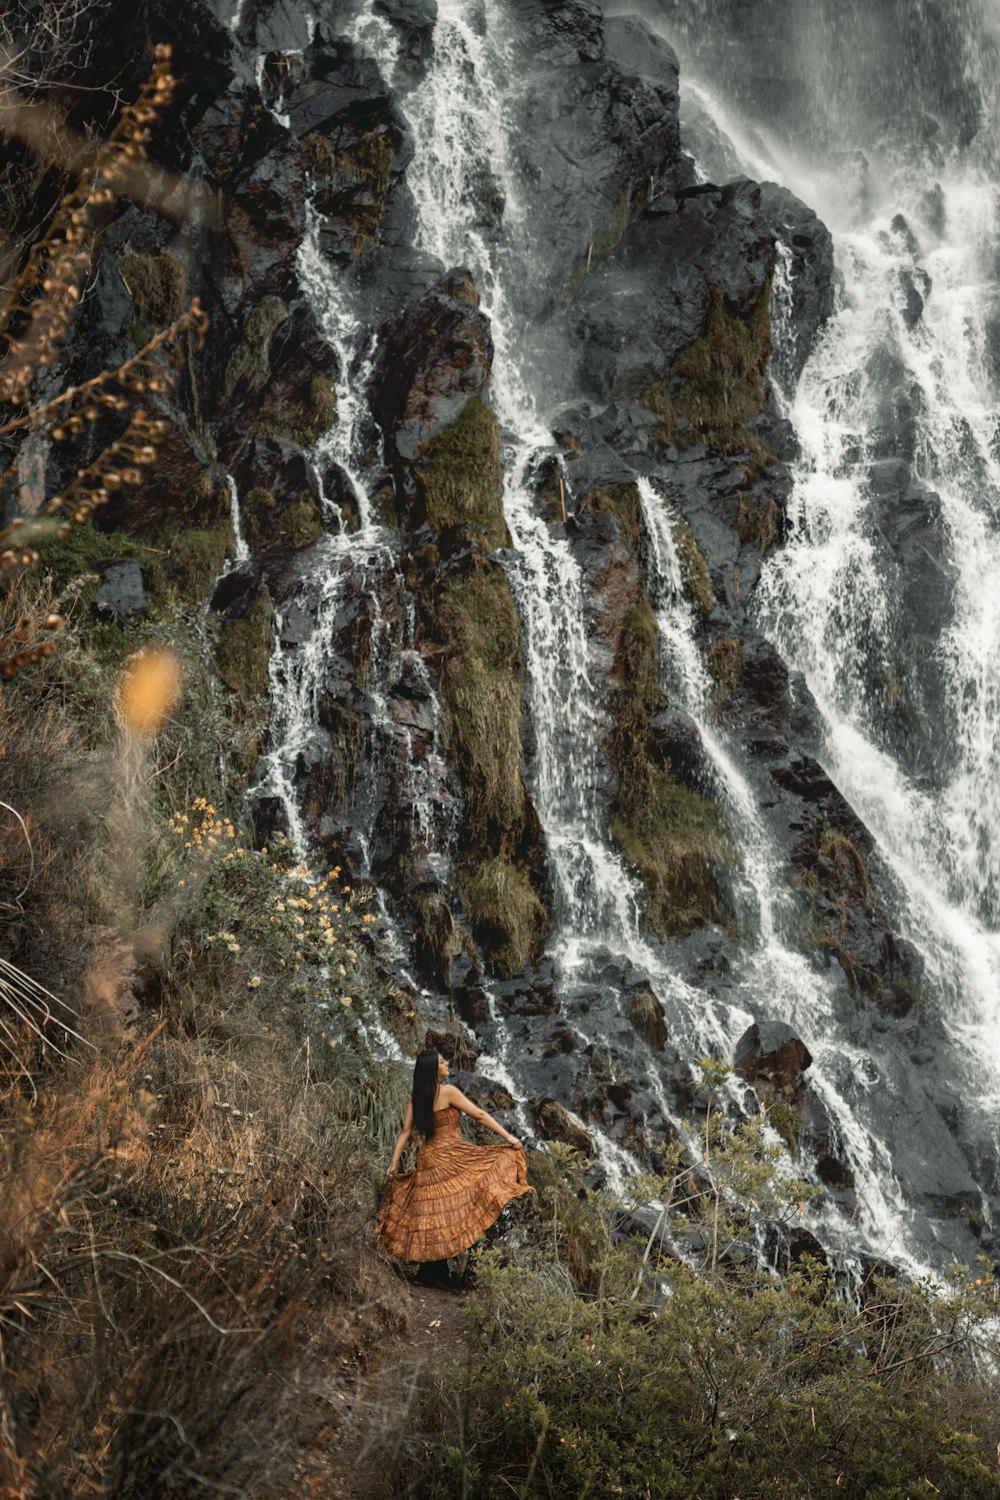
[38,524,153,594]
[253,373,338,449]
[577,482,642,552]
[214,588,275,781]
[611,772,728,938]
[460,856,546,978]
[608,589,729,938]
[642,278,774,459]
[223,297,287,401]
[38,511,231,611]
[434,565,527,852]
[242,487,323,551]
[215,588,274,704]
[161,519,231,604]
[414,396,510,549]
[118,248,188,330]
[672,513,715,616]
[430,560,548,971]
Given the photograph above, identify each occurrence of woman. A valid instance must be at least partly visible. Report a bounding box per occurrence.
[378,1049,532,1285]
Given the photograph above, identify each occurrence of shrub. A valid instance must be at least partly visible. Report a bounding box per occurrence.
[382,1069,1000,1499]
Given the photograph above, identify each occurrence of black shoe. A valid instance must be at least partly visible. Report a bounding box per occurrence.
[414,1260,454,1290]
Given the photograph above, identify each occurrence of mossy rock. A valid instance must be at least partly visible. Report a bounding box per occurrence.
[410,889,466,991]
[242,486,322,551]
[413,396,510,549]
[736,493,781,551]
[641,277,774,459]
[461,856,546,978]
[763,1094,800,1157]
[672,513,715,616]
[707,636,744,697]
[610,770,728,939]
[302,127,393,255]
[578,482,642,552]
[253,373,338,448]
[608,582,729,937]
[434,564,527,853]
[215,588,274,704]
[118,248,188,330]
[213,588,275,781]
[626,987,668,1050]
[160,518,232,604]
[37,522,154,594]
[223,296,287,401]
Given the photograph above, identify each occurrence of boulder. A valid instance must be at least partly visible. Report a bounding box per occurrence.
[734,1020,812,1098]
[626,987,668,1051]
[95,562,146,619]
[373,271,493,463]
[530,1096,595,1156]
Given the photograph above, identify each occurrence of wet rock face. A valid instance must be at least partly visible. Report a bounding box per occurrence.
[508,8,692,307]
[734,1021,812,1098]
[373,272,493,464]
[574,178,833,405]
[40,0,990,1269]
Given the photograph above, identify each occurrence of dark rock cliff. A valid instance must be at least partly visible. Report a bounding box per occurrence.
[6,0,989,1266]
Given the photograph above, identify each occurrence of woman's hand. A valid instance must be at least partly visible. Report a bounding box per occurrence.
[505,1136,522,1149]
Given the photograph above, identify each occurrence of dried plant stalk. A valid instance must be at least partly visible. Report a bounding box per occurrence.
[0,43,211,678]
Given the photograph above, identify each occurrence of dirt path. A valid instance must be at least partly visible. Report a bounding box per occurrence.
[324,1282,471,1499]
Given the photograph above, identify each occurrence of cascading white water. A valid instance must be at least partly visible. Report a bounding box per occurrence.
[249,0,1000,1262]
[225,474,250,566]
[379,0,656,973]
[344,0,934,1249]
[659,2,1000,1256]
[674,56,1000,1088]
[757,195,1000,1077]
[637,477,927,1270]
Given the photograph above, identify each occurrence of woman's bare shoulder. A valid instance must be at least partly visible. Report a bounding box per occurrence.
[438,1082,473,1109]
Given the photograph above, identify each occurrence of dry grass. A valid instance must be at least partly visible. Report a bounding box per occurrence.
[0,980,408,1498]
[0,591,410,1499]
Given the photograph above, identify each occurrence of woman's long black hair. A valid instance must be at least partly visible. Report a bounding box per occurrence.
[411,1049,441,1140]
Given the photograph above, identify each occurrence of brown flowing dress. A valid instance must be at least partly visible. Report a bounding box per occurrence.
[377,1104,532,1262]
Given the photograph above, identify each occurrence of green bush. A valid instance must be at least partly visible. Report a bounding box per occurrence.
[385,1069,1000,1500]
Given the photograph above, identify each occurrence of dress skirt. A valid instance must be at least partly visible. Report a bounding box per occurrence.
[377,1105,532,1262]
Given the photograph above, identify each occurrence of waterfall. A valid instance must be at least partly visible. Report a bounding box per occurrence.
[636,477,927,1270]
[757,197,1000,1076]
[225,473,250,566]
[243,0,1000,1266]
[384,0,656,972]
[340,0,951,1261]
[661,0,1000,1258]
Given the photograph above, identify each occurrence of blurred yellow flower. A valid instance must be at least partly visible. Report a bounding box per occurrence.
[117,648,182,736]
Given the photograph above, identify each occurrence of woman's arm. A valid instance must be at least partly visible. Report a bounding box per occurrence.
[441,1085,522,1148]
[386,1099,414,1175]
